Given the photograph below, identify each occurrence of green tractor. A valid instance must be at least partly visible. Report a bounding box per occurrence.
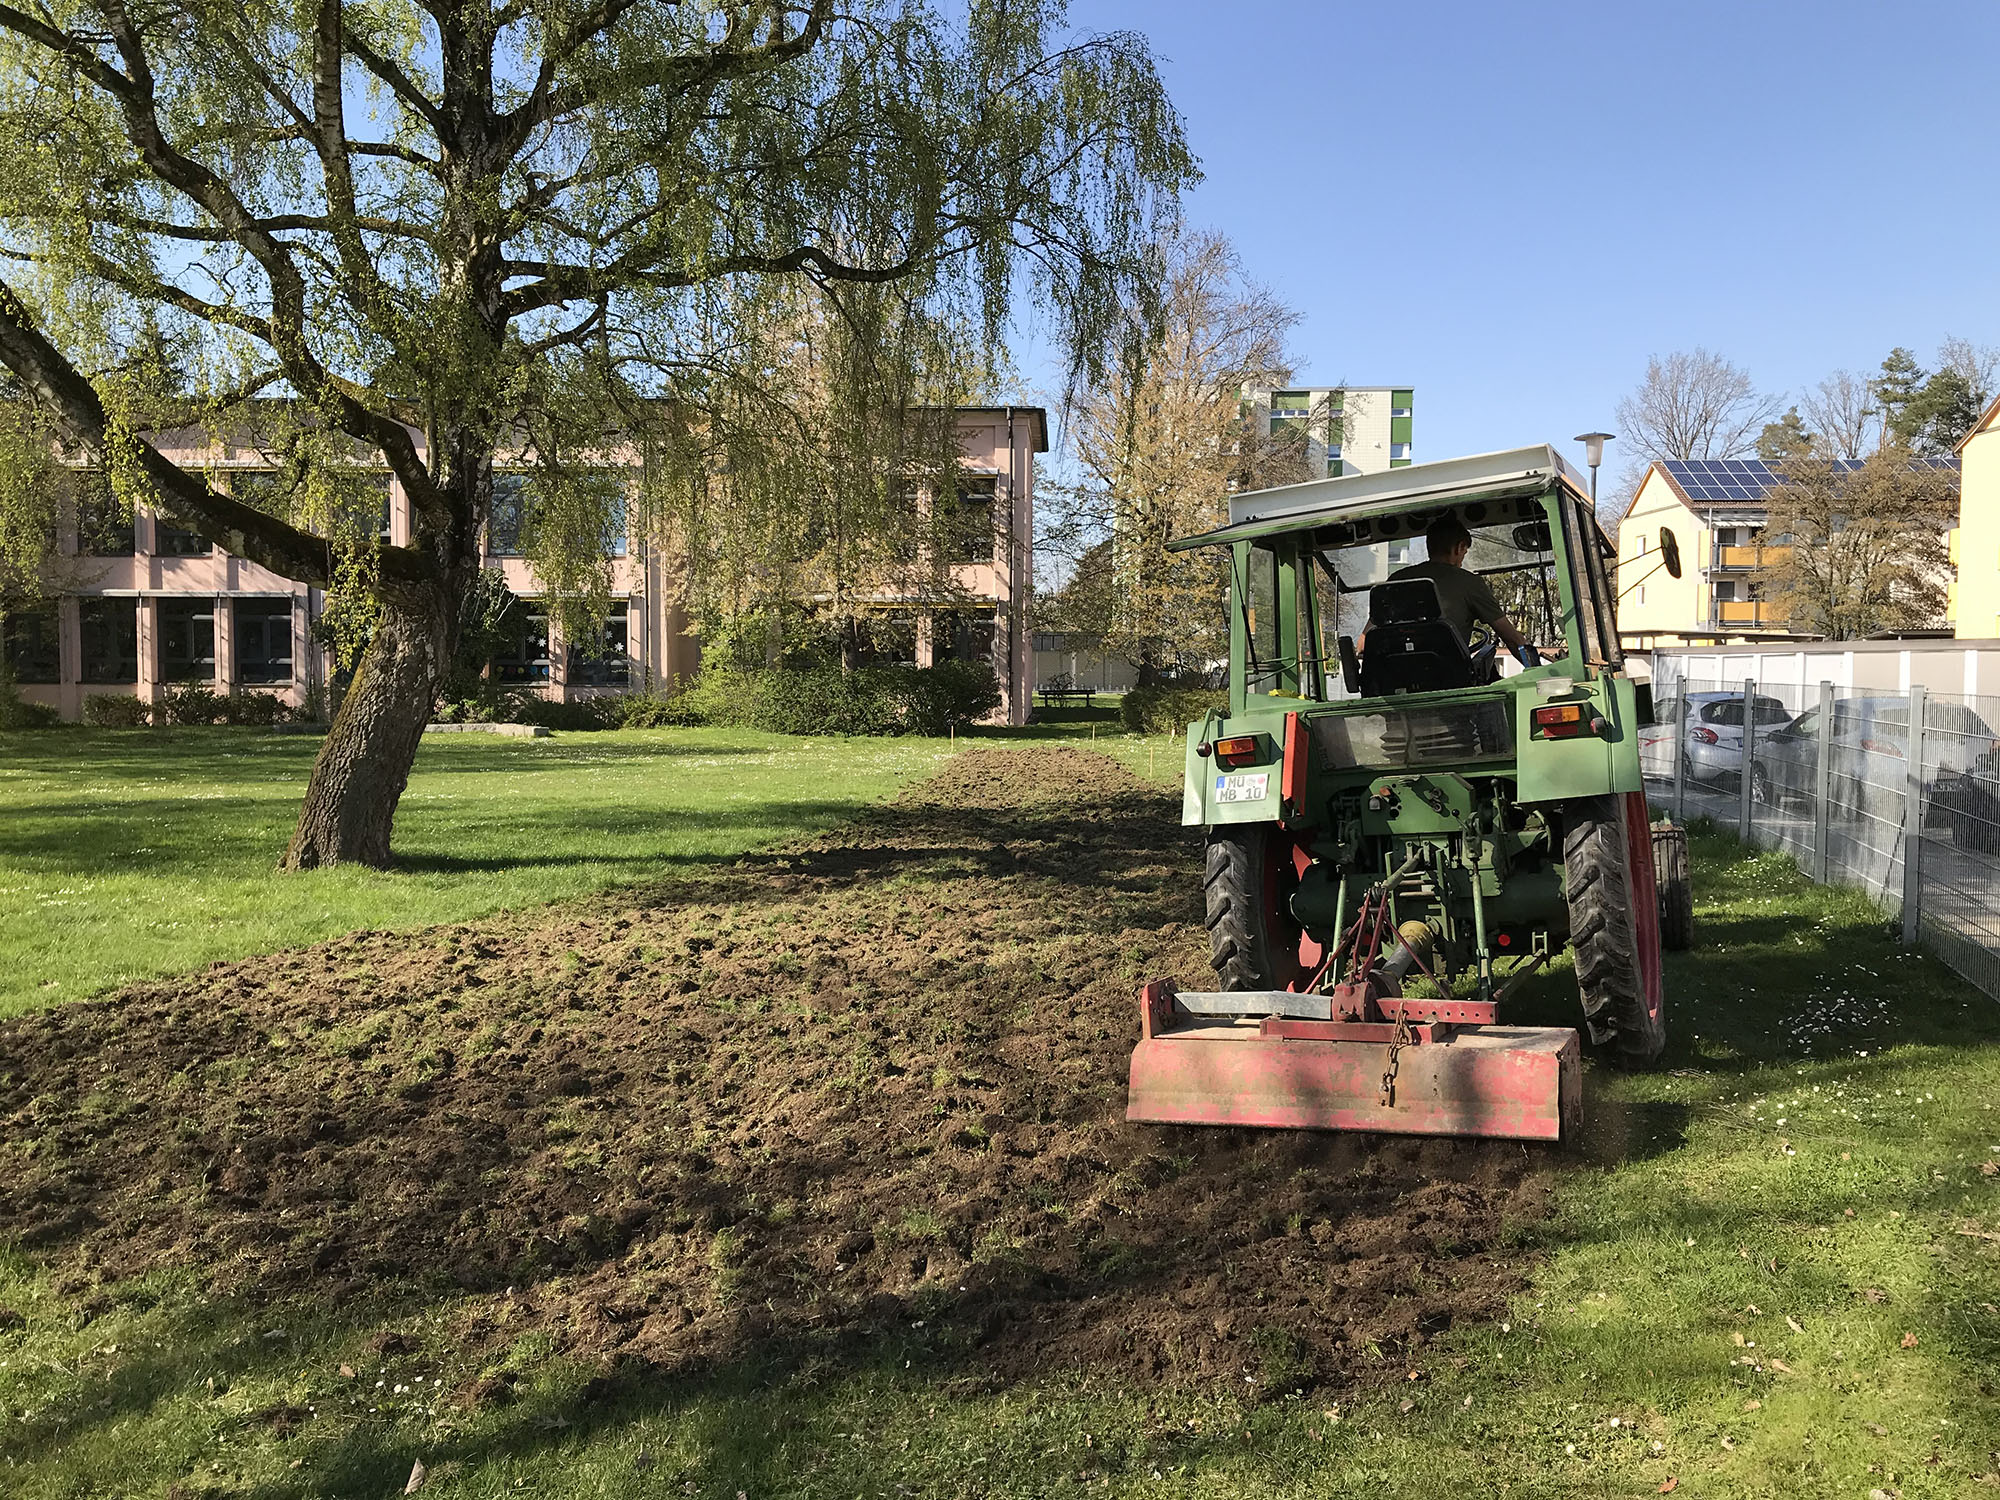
[1126,446,1692,1142]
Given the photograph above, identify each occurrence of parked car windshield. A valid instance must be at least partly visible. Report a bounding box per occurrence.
[1701,698,1791,727]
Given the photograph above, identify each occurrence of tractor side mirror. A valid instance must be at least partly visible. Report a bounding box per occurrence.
[1660,527,1683,579]
[1512,519,1552,552]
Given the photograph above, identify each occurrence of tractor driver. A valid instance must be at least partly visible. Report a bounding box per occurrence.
[1365,514,1541,669]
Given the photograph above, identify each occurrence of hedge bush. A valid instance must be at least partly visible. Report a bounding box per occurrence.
[161,683,227,725]
[681,661,1000,736]
[1119,684,1228,735]
[507,694,622,732]
[81,693,151,727]
[222,691,288,726]
[0,678,59,728]
[611,690,706,729]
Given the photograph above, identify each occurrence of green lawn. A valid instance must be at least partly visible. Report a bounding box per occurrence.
[1,738,1997,1497]
[0,726,956,1016]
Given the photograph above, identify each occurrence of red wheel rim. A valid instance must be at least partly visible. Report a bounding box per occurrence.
[1261,830,1326,992]
[1622,791,1663,1020]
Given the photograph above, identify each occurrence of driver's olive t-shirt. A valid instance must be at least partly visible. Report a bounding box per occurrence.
[1376,559,1503,645]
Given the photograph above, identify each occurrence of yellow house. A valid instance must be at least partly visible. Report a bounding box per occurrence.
[1952,393,2000,639]
[1613,459,1801,648]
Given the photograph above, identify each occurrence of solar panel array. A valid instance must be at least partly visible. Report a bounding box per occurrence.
[1660,457,1959,504]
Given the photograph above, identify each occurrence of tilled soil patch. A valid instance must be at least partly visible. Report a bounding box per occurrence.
[0,747,1553,1393]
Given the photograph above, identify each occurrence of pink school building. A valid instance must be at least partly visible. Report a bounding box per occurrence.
[4,407,1047,726]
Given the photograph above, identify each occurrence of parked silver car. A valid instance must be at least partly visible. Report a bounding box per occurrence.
[1752,696,2000,839]
[1640,690,1793,786]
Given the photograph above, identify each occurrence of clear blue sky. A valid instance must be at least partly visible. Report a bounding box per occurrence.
[1040,0,2000,477]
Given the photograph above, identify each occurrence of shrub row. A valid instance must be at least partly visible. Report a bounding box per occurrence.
[676,661,1001,737]
[1119,683,1228,735]
[74,688,302,728]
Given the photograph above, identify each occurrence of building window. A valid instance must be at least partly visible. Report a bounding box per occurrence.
[158,599,216,681]
[1390,442,1412,461]
[1713,580,1738,602]
[1387,541,1411,566]
[79,597,139,683]
[568,600,630,687]
[2,604,59,683]
[489,475,528,555]
[1390,405,1413,419]
[1270,391,1311,412]
[1633,534,1647,556]
[954,480,995,565]
[78,484,135,556]
[494,599,550,682]
[235,599,294,684]
[1636,585,1647,605]
[934,608,995,665]
[604,493,628,558]
[153,515,210,557]
[356,474,393,544]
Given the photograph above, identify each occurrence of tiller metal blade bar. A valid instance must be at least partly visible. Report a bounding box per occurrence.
[1126,979,1580,1141]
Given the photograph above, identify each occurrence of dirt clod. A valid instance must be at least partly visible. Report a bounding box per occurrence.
[0,749,1551,1392]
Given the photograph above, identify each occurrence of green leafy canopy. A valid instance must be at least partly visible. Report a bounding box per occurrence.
[0,0,1196,640]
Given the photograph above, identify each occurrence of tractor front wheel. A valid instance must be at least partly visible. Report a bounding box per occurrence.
[1204,824,1322,993]
[1564,792,1667,1067]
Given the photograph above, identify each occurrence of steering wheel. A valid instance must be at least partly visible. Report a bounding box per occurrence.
[1468,626,1501,682]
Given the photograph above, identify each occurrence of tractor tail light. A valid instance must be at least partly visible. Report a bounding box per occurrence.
[1532,703,1590,740]
[1213,735,1264,769]
[1691,726,1719,745]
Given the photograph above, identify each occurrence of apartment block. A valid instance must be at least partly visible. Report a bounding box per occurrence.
[1,407,1046,725]
[1241,383,1415,480]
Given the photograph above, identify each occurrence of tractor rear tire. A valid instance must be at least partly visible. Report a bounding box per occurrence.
[1203,824,1317,993]
[1652,821,1694,952]
[1564,792,1667,1068]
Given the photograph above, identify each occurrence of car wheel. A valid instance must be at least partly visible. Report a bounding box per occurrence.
[1751,762,1777,808]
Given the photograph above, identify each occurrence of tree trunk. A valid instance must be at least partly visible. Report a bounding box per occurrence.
[282,579,461,870]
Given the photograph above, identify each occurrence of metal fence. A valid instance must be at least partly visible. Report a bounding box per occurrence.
[1641,674,2000,999]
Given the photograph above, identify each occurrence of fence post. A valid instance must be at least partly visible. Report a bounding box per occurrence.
[1672,692,1687,824]
[1738,677,1755,842]
[1900,684,1926,946]
[1812,680,1833,884]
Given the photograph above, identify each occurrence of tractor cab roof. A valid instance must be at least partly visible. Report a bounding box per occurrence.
[1168,444,1595,553]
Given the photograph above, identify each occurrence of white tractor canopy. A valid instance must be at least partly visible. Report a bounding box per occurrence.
[1167,444,1595,553]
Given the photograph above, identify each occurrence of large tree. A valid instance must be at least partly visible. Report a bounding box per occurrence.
[0,0,1192,866]
[1046,226,1308,684]
[1610,347,1781,522]
[1754,449,1957,638]
[1875,340,1995,456]
[1796,369,1878,460]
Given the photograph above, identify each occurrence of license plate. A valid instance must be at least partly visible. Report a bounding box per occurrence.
[1214,772,1269,803]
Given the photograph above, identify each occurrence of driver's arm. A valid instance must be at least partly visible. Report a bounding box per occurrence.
[1489,613,1529,653]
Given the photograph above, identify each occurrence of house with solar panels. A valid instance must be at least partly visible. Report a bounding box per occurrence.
[1615,456,1962,648]
[1951,394,2000,639]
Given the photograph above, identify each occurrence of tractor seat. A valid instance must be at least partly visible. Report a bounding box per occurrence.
[1360,577,1475,696]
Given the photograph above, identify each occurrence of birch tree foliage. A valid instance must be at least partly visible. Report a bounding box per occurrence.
[1051,228,1308,680]
[1755,449,1958,639]
[0,0,1195,865]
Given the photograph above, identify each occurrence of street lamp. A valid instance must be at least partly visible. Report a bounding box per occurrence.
[1574,431,1614,507]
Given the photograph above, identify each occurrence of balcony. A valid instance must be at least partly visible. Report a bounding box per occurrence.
[1711,543,1790,570]
[1708,599,1788,628]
